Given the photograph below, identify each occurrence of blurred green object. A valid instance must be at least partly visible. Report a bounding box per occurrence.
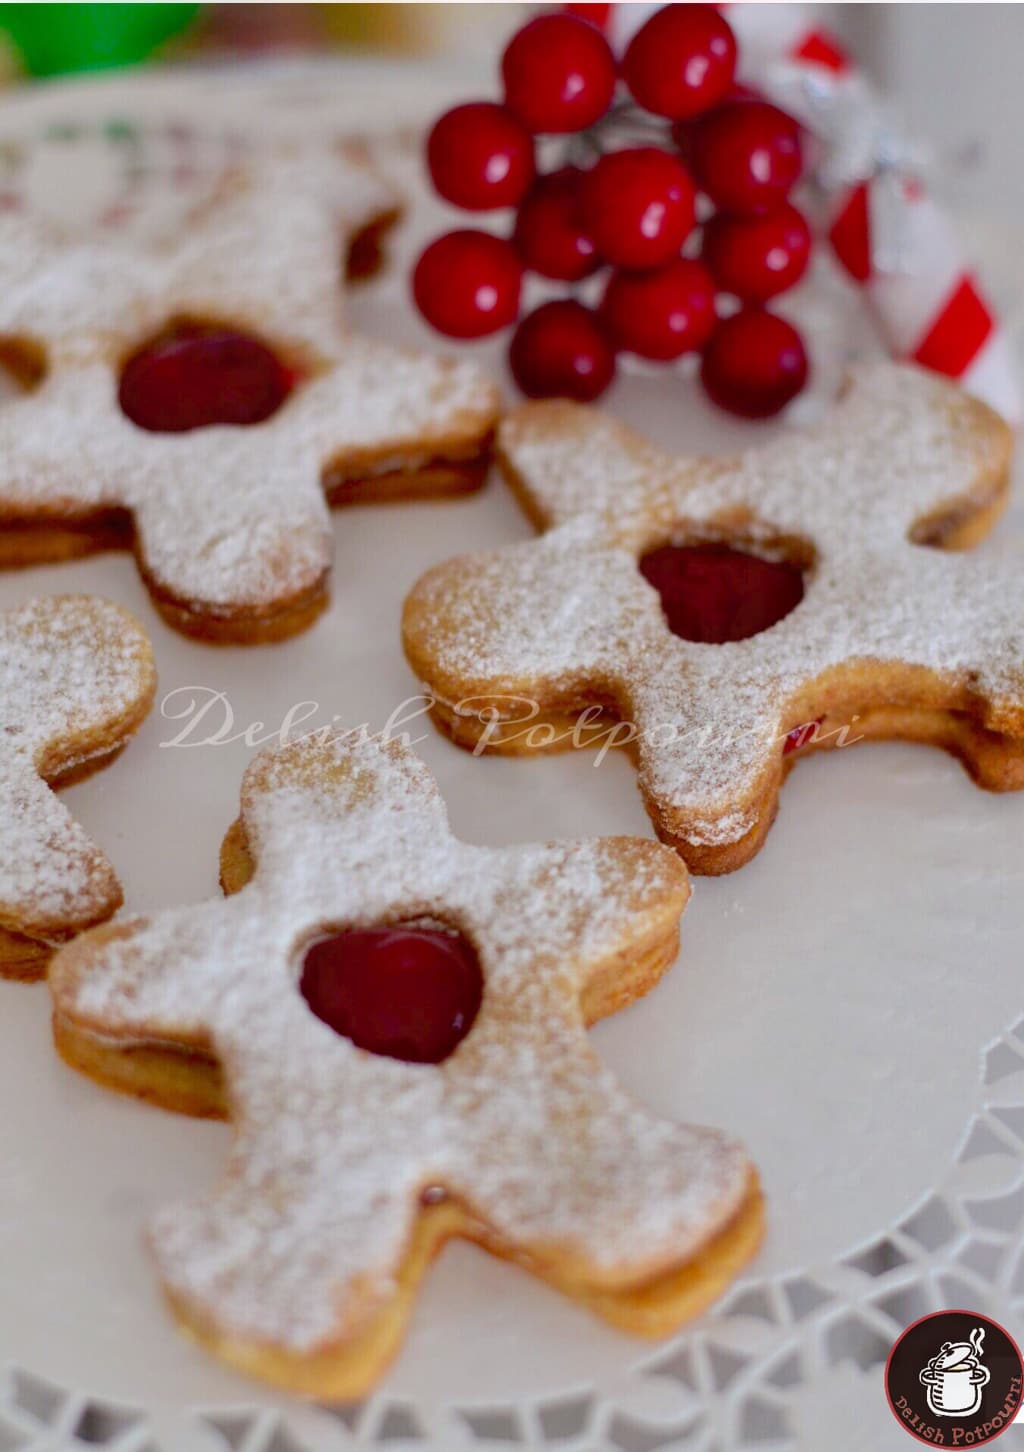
[0,3,199,75]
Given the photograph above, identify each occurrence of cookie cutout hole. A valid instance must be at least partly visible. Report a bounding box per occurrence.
[0,336,47,395]
[299,921,483,1065]
[118,318,300,433]
[639,539,809,644]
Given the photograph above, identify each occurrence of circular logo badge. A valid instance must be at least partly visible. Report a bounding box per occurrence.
[885,1310,1023,1444]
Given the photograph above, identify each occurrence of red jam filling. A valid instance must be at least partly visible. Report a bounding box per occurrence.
[118,324,294,433]
[299,924,483,1065]
[639,542,805,644]
[783,717,824,755]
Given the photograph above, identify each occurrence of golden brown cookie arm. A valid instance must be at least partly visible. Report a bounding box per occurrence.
[52,1011,225,1118]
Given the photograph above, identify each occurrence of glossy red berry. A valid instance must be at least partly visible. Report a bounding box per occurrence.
[690,101,802,217]
[301,925,483,1065]
[119,325,292,433]
[513,167,598,281]
[702,202,811,301]
[578,147,697,270]
[509,300,615,401]
[502,14,616,134]
[427,101,535,211]
[413,230,522,339]
[700,308,808,418]
[599,257,717,360]
[639,543,805,643]
[623,5,737,120]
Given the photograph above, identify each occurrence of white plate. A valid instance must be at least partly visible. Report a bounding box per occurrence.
[0,59,1022,1452]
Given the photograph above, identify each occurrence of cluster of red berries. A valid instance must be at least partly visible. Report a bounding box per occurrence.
[412,5,812,419]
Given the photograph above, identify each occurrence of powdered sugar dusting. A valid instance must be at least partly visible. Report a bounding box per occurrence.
[0,148,498,614]
[51,733,751,1353]
[0,596,155,938]
[406,364,1020,846]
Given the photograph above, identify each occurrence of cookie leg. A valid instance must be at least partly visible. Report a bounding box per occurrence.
[456,1052,760,1334]
[150,1154,433,1400]
[131,476,333,645]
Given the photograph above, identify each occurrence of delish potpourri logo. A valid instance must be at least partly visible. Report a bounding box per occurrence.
[885,1311,1023,1444]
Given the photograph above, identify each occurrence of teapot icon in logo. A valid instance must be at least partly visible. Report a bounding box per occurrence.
[919,1326,991,1417]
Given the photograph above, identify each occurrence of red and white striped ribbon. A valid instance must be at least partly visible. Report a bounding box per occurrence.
[568,2,1020,422]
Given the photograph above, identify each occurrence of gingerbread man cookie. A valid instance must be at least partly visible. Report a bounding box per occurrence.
[50,734,761,1397]
[0,147,499,642]
[403,364,1021,874]
[1,595,156,977]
